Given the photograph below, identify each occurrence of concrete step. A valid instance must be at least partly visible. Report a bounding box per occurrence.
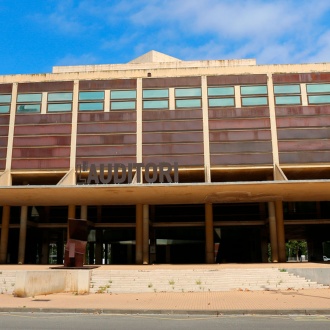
[0,270,16,295]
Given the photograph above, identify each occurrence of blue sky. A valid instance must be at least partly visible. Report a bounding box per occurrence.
[1,0,330,75]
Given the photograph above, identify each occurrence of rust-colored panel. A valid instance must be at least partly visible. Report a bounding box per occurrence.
[18,81,74,92]
[79,79,136,90]
[12,147,70,158]
[78,111,136,123]
[143,132,203,144]
[78,122,136,134]
[211,153,273,166]
[143,109,202,121]
[280,151,330,163]
[210,141,272,153]
[0,84,12,93]
[143,143,204,155]
[0,159,6,170]
[278,140,330,152]
[0,126,9,136]
[142,155,204,166]
[142,77,201,88]
[208,74,267,85]
[77,134,136,146]
[76,145,136,157]
[277,128,330,140]
[11,158,70,170]
[76,156,137,167]
[0,115,10,125]
[277,116,330,128]
[0,148,7,158]
[209,130,271,142]
[0,138,8,147]
[273,72,330,83]
[14,136,72,147]
[209,118,270,130]
[15,113,72,125]
[208,107,270,119]
[275,106,330,117]
[143,120,203,132]
[14,124,72,135]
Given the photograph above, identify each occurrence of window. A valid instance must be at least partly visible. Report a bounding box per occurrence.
[79,91,104,112]
[110,90,136,110]
[0,94,11,113]
[143,89,169,110]
[48,92,73,112]
[274,84,301,105]
[208,86,235,107]
[175,88,202,108]
[307,83,330,104]
[17,93,41,113]
[241,85,268,107]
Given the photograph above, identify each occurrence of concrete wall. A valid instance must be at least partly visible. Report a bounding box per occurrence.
[287,268,330,286]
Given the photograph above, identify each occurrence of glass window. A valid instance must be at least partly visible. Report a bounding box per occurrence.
[143,100,169,109]
[308,95,330,104]
[143,89,168,98]
[208,87,234,96]
[241,97,268,106]
[307,83,330,93]
[176,99,201,108]
[79,91,104,101]
[175,88,201,97]
[17,104,41,113]
[0,105,10,113]
[48,103,72,112]
[0,94,11,103]
[111,101,136,110]
[209,98,235,107]
[79,102,104,111]
[17,93,42,102]
[48,92,73,102]
[275,96,301,105]
[241,85,267,95]
[110,90,136,99]
[274,85,300,94]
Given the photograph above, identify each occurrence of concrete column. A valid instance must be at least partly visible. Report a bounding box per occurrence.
[95,206,103,264]
[67,205,76,241]
[142,204,149,265]
[0,206,10,263]
[205,203,214,264]
[275,201,286,262]
[18,206,28,264]
[81,205,88,220]
[135,204,143,264]
[268,202,278,262]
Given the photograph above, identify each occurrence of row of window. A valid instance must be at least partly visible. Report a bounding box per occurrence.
[1,83,330,113]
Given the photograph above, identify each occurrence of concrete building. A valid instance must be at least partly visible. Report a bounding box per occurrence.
[0,50,330,265]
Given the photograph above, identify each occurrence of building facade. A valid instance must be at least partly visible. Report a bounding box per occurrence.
[0,50,330,265]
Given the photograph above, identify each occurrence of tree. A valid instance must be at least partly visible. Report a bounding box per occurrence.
[286,240,307,261]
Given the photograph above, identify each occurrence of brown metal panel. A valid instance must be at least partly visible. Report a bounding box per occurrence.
[211,153,273,166]
[15,113,72,125]
[0,115,10,125]
[79,79,136,90]
[277,128,330,140]
[143,132,203,144]
[11,158,70,170]
[273,72,330,83]
[276,116,330,128]
[0,138,8,147]
[207,74,267,85]
[275,106,330,117]
[142,77,201,88]
[77,134,136,146]
[142,155,204,166]
[77,122,136,134]
[14,124,72,135]
[209,118,271,130]
[143,120,203,132]
[0,159,5,170]
[14,136,72,147]
[76,145,136,157]
[0,84,12,93]
[12,147,70,158]
[76,156,137,167]
[210,141,272,153]
[18,81,74,92]
[280,151,330,163]
[0,148,7,158]
[209,130,271,142]
[142,109,202,121]
[278,140,330,152]
[0,127,9,136]
[143,143,204,155]
[78,111,136,123]
[208,107,270,119]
